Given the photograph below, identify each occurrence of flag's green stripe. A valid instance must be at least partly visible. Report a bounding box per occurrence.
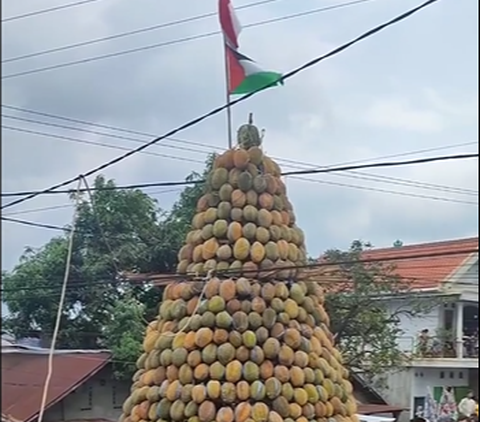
[232,72,283,95]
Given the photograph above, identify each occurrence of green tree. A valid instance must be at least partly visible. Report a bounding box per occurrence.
[100,294,147,379]
[161,153,215,252]
[320,240,440,385]
[2,175,170,375]
[2,155,216,379]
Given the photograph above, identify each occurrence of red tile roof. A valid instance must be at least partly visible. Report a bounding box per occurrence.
[1,352,111,422]
[360,237,478,290]
[303,237,478,292]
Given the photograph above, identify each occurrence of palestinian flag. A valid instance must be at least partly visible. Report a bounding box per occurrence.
[218,0,283,95]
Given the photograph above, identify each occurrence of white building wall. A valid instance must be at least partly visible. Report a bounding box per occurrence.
[44,366,130,422]
[378,368,414,410]
[461,262,478,286]
[381,367,474,422]
[383,298,441,353]
[411,367,470,397]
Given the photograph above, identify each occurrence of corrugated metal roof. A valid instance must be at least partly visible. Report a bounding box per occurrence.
[1,344,111,354]
[357,404,409,415]
[2,351,111,422]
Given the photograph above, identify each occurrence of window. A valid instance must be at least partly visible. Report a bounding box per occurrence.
[444,309,454,331]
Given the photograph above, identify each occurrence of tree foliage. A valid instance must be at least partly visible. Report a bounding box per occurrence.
[160,154,215,258]
[2,163,212,379]
[321,240,439,385]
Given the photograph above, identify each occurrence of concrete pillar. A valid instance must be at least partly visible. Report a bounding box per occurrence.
[455,301,464,358]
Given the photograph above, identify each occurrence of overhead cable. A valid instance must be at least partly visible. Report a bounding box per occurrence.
[0,0,442,211]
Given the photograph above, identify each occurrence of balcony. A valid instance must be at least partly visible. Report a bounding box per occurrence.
[398,334,479,368]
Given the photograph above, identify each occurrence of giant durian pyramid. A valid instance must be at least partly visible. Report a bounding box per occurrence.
[121,114,358,422]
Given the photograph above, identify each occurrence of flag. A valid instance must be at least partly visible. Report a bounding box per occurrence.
[218,0,283,95]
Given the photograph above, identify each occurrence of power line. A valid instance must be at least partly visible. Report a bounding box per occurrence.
[1,0,293,63]
[5,103,477,177]
[2,153,477,201]
[282,154,479,177]
[2,0,385,80]
[289,175,478,205]
[3,275,478,298]
[2,0,105,23]
[3,119,477,198]
[285,161,478,196]
[2,248,478,293]
[2,216,70,232]
[7,105,477,166]
[2,188,182,217]
[2,104,478,183]
[3,204,73,217]
[1,105,219,150]
[1,156,477,213]
[2,125,205,165]
[3,104,478,197]
[0,0,442,211]
[1,115,213,155]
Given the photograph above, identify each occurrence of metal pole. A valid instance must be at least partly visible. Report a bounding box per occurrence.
[223,37,233,149]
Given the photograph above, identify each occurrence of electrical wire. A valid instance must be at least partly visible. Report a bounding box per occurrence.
[0,0,445,212]
[1,115,214,155]
[287,175,478,205]
[2,125,205,165]
[6,104,478,168]
[2,216,70,232]
[36,179,82,422]
[3,276,478,301]
[2,204,73,217]
[0,0,444,211]
[1,104,223,149]
[2,0,378,79]
[2,153,478,202]
[1,0,294,63]
[2,0,105,23]
[1,247,477,292]
[1,251,478,294]
[1,160,477,215]
[3,115,477,197]
[3,123,477,203]
[2,188,182,217]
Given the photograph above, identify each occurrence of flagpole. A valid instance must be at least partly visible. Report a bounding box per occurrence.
[222,36,233,149]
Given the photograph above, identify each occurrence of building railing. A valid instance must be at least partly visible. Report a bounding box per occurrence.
[397,335,479,359]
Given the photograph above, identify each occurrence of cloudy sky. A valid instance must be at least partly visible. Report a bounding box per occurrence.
[2,0,478,273]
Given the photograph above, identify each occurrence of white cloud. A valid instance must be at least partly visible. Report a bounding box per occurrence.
[362,97,444,133]
[1,0,478,270]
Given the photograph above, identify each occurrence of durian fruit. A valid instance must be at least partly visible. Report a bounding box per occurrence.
[120,119,359,422]
[176,117,306,281]
[236,112,263,149]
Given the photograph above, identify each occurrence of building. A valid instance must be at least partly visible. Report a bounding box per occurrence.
[1,343,130,422]
[370,237,477,416]
[309,236,478,420]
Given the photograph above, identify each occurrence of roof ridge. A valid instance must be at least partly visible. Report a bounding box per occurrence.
[360,236,478,255]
